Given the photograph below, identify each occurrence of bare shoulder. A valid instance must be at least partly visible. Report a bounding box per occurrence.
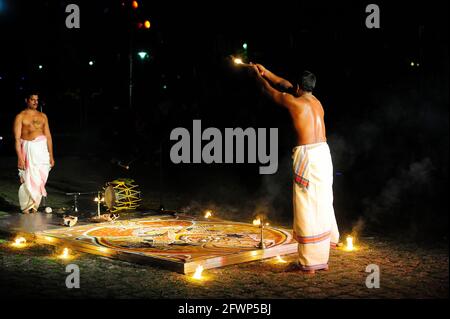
[291,96,311,111]
[14,111,25,121]
[280,92,301,108]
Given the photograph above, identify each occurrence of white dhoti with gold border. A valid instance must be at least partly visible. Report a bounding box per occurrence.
[292,142,339,271]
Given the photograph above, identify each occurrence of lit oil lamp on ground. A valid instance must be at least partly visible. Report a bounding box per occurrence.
[344,235,355,251]
[192,265,204,280]
[11,236,27,248]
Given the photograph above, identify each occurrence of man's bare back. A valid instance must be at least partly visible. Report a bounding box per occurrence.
[286,93,327,146]
[251,64,327,145]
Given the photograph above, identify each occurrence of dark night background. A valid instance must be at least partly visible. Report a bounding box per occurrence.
[0,1,448,242]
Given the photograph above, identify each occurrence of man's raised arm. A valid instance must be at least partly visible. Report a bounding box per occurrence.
[255,64,294,92]
[251,65,295,108]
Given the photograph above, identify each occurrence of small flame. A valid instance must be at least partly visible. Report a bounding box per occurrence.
[45,236,54,242]
[94,197,99,202]
[12,237,26,247]
[15,237,26,245]
[192,265,204,280]
[253,218,261,226]
[204,210,212,219]
[276,255,287,263]
[59,248,70,259]
[98,247,109,253]
[346,235,354,251]
[234,58,243,65]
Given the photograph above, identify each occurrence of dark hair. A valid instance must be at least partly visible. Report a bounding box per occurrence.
[24,89,39,100]
[299,71,316,92]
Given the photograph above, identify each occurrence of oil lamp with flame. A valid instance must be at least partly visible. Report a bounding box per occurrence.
[204,210,212,219]
[11,237,27,248]
[59,247,71,259]
[192,265,204,280]
[253,217,266,249]
[233,57,252,67]
[345,235,354,251]
[94,192,105,216]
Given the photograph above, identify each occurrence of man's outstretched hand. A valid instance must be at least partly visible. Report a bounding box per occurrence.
[255,64,266,76]
[249,63,264,79]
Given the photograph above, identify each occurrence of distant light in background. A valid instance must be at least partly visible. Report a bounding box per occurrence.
[144,20,151,29]
[137,51,148,60]
[38,65,43,70]
[89,60,94,66]
[163,85,167,90]
[132,1,139,9]
[0,0,6,14]
[410,62,415,67]
[242,42,248,50]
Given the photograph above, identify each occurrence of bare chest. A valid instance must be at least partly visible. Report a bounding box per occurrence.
[22,115,45,130]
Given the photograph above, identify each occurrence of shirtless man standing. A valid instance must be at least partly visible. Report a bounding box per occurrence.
[13,91,54,213]
[251,64,339,274]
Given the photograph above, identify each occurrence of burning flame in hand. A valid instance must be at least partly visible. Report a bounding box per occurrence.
[192,265,204,280]
[234,58,244,65]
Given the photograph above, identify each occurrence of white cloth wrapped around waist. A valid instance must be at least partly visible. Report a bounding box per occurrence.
[292,142,339,270]
[292,142,333,189]
[18,135,51,211]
